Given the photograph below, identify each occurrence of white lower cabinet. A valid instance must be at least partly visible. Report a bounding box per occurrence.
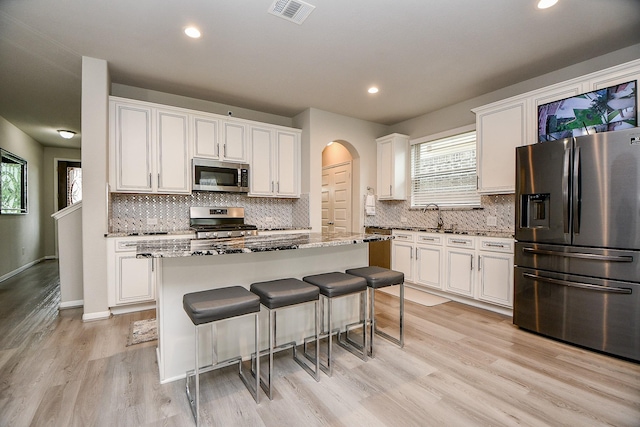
[107,234,193,310]
[414,233,443,290]
[444,236,476,297]
[391,230,415,283]
[115,255,154,304]
[392,230,514,311]
[477,238,514,307]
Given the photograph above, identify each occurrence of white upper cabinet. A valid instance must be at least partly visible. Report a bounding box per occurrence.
[110,101,153,192]
[248,125,300,198]
[376,133,409,200]
[191,114,221,159]
[248,126,274,196]
[275,130,299,197]
[109,98,190,194]
[156,110,190,193]
[222,119,247,163]
[474,98,527,194]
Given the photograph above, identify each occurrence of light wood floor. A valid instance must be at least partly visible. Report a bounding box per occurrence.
[1,260,639,426]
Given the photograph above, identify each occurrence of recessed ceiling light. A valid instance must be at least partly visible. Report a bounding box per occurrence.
[537,0,558,9]
[368,87,379,94]
[184,26,201,38]
[57,130,76,139]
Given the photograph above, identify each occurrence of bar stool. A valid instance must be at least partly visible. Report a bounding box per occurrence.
[249,278,320,400]
[346,266,404,357]
[302,272,368,376]
[183,286,261,426]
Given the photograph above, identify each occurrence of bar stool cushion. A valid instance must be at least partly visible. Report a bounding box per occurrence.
[302,272,367,298]
[346,266,404,289]
[250,278,320,309]
[183,286,260,325]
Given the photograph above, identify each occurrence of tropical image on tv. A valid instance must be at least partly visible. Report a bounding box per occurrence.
[538,80,637,142]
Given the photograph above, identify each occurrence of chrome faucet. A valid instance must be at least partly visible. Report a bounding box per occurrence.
[422,203,444,230]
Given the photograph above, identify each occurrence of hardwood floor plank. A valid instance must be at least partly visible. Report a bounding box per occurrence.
[1,261,639,426]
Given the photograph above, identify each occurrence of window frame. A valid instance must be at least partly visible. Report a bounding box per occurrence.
[409,124,481,209]
[1,148,28,214]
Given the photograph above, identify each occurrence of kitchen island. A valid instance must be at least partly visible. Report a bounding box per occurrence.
[137,232,393,383]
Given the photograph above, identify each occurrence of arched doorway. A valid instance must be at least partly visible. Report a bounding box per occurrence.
[322,141,354,233]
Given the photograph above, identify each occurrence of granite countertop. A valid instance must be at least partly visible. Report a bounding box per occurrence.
[136,232,393,258]
[367,225,514,239]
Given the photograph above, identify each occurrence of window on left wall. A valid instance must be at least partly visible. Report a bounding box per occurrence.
[1,149,28,214]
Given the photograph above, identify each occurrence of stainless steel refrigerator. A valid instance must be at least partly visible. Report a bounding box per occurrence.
[514,127,640,362]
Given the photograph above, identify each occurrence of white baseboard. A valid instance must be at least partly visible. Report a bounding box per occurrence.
[110,302,156,316]
[44,255,58,260]
[82,310,112,322]
[59,300,84,310]
[0,257,47,283]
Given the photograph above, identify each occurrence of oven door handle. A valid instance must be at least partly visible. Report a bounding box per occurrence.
[522,247,634,262]
[522,273,632,294]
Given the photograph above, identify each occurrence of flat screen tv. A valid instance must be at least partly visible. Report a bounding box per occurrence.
[538,80,637,142]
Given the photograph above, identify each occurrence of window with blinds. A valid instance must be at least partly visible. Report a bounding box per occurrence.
[410,130,480,208]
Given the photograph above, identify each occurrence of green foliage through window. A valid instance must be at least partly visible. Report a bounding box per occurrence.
[1,149,28,214]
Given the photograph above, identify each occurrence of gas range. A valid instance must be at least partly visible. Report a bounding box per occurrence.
[189,207,258,239]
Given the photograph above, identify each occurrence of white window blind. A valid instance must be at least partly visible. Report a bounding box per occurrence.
[411,130,481,208]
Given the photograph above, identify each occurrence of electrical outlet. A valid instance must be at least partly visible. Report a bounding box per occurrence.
[147,218,158,226]
[400,216,408,223]
[487,216,497,227]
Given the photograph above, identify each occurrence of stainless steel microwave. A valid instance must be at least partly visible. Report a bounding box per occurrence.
[192,159,249,192]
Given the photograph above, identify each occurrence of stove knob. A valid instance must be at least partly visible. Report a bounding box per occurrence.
[240,231,245,236]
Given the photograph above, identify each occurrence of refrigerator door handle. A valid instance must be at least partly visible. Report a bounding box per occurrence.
[562,144,571,234]
[572,146,581,234]
[522,247,634,262]
[522,272,632,294]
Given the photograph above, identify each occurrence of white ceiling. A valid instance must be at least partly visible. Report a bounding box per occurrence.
[1,0,640,149]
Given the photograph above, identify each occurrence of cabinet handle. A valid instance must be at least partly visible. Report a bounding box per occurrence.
[484,243,505,248]
[471,256,474,270]
[151,258,155,272]
[148,173,152,187]
[157,173,160,187]
[451,239,468,244]
[410,248,413,259]
[217,143,220,158]
[223,144,227,158]
[277,181,279,193]
[396,235,409,239]
[271,181,274,192]
[478,255,481,270]
[389,184,392,195]
[421,237,436,242]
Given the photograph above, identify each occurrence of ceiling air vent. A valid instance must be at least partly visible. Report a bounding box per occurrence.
[268,0,316,25]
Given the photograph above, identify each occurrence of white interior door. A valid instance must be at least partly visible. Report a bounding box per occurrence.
[322,162,352,233]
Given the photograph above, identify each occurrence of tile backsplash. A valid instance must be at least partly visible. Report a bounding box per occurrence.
[364,194,514,233]
[109,192,309,234]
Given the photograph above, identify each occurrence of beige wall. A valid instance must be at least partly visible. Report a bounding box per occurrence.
[296,108,388,233]
[43,147,81,257]
[0,116,44,279]
[80,56,110,321]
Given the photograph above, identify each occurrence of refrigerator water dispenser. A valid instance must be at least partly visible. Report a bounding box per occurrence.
[521,193,550,229]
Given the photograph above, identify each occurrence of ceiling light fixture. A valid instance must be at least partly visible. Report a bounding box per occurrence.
[537,0,558,9]
[57,130,76,139]
[327,141,334,146]
[368,87,379,94]
[184,26,201,38]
